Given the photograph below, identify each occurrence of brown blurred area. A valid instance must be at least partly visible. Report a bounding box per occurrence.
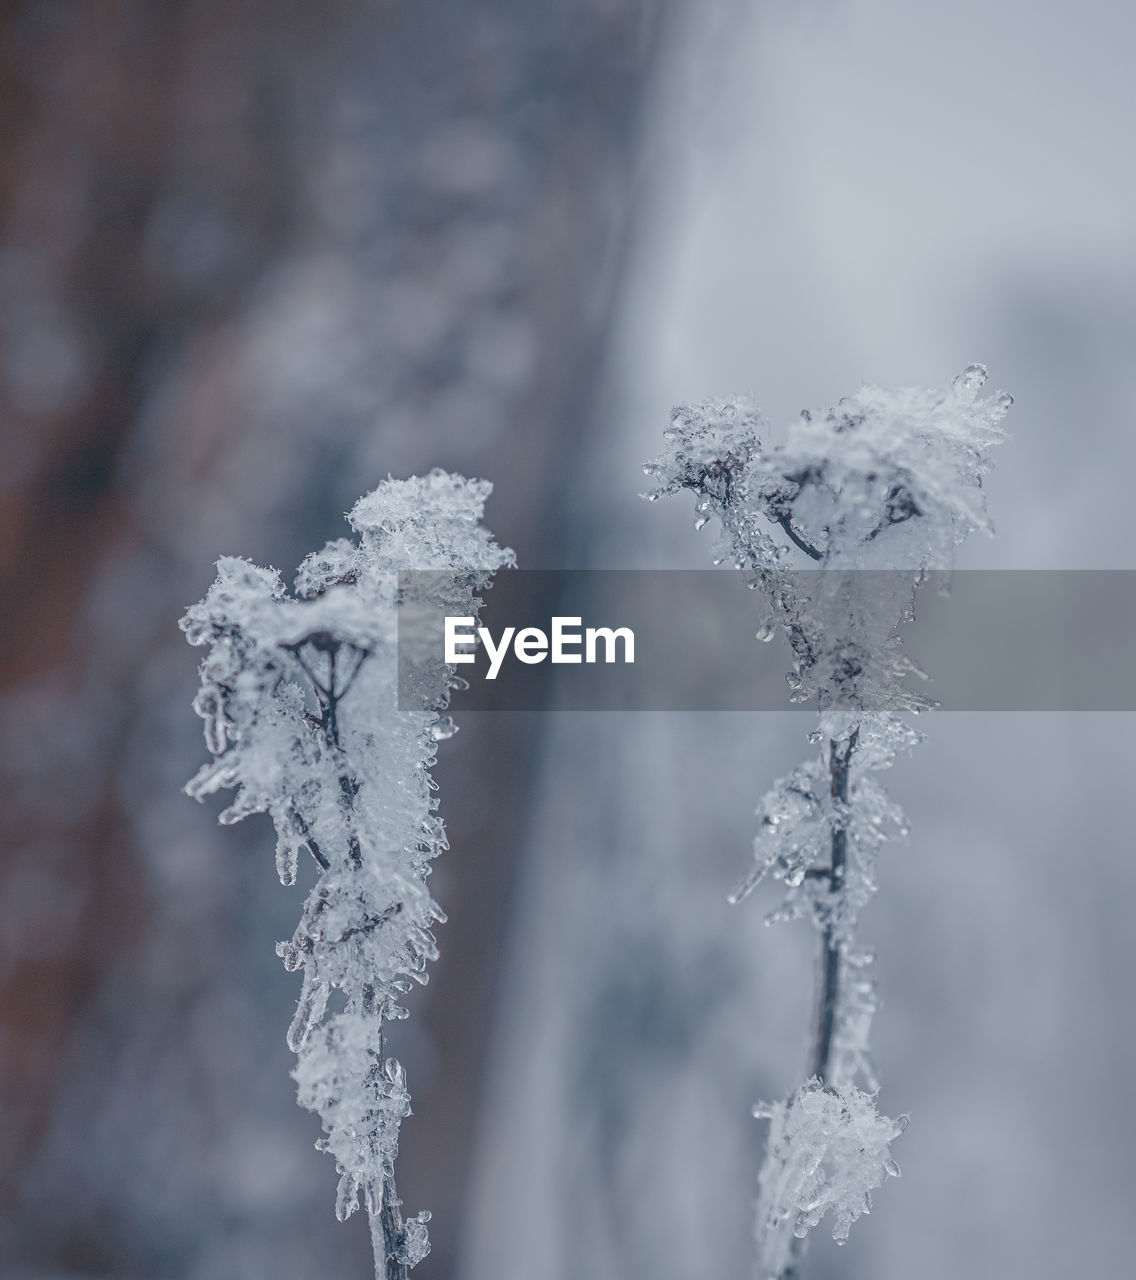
[0,1,668,1275]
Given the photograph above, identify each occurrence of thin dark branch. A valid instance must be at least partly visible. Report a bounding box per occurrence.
[809,727,859,1083]
[777,514,824,561]
[337,903,402,948]
[292,810,331,870]
[285,643,330,700]
[337,642,369,700]
[773,732,861,1279]
[280,633,370,750]
[365,1025,410,1280]
[374,1181,410,1280]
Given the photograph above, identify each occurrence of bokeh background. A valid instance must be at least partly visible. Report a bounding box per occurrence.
[2,2,1134,1278]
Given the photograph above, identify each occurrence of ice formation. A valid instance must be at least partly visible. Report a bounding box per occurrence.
[182,470,513,1278]
[752,1081,908,1277]
[646,368,1010,1276]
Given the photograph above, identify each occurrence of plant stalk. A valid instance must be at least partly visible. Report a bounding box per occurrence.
[810,728,858,1084]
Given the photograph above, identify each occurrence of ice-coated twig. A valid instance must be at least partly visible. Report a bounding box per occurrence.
[645,367,1010,1277]
[182,470,513,1278]
[811,727,858,1085]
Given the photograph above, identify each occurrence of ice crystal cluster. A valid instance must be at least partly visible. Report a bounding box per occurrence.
[182,470,513,1278]
[753,1082,908,1277]
[645,368,1009,1277]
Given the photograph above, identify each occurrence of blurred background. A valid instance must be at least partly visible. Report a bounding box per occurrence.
[1,2,1134,1278]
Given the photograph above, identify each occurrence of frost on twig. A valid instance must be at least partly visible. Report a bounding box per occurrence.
[182,470,513,1278]
[645,368,1009,1276]
[753,1081,907,1278]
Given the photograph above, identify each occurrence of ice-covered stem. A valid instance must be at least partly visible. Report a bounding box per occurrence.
[181,470,513,1279]
[810,728,858,1084]
[644,368,1010,1276]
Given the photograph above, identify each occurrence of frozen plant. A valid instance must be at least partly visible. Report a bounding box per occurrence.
[181,470,513,1279]
[644,366,1010,1278]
